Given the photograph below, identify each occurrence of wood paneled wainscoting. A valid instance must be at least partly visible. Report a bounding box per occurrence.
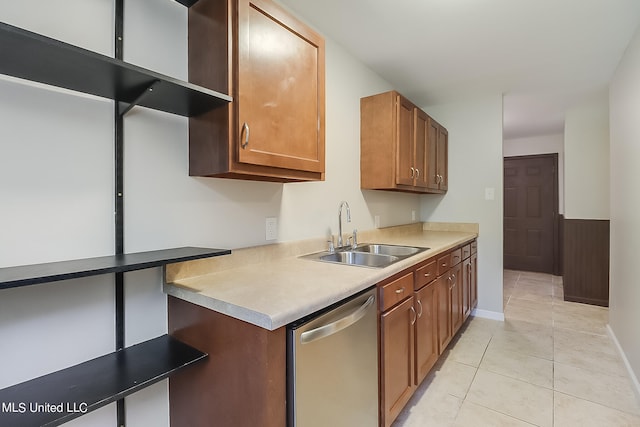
[562,219,610,306]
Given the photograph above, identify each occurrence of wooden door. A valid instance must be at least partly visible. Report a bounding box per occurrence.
[437,125,448,190]
[450,262,462,334]
[427,119,439,190]
[381,297,415,427]
[414,283,438,384]
[237,0,325,173]
[414,108,429,188]
[470,251,478,309]
[504,155,558,273]
[435,275,451,354]
[462,257,471,320]
[395,96,415,186]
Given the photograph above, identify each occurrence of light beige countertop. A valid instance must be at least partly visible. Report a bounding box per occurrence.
[163,223,478,331]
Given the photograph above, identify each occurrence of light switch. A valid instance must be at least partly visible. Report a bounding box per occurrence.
[485,187,495,200]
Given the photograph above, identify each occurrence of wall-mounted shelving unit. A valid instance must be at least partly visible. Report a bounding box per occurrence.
[0,0,231,425]
[0,247,230,290]
[0,21,231,117]
[0,335,206,427]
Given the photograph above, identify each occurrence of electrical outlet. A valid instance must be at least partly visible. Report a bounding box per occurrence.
[265,217,278,241]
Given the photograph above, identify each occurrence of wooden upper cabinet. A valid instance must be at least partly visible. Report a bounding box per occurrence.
[427,117,448,192]
[395,96,415,187]
[361,90,446,193]
[188,0,325,182]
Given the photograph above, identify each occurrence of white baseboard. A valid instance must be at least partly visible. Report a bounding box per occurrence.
[606,324,640,403]
[471,308,505,321]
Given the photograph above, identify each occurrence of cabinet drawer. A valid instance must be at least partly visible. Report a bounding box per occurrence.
[437,253,451,276]
[415,260,437,290]
[471,240,477,255]
[462,244,471,260]
[450,248,462,266]
[380,272,414,312]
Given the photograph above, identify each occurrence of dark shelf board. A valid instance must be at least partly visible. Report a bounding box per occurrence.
[0,247,230,290]
[0,21,231,117]
[0,334,206,427]
[174,0,200,7]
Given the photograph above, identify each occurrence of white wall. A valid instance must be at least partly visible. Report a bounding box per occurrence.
[503,133,565,214]
[609,23,640,397]
[0,1,422,425]
[563,91,610,220]
[420,95,505,316]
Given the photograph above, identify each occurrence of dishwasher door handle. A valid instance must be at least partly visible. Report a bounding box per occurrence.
[300,295,375,344]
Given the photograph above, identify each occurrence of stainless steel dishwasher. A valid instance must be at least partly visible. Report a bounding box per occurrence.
[287,287,378,427]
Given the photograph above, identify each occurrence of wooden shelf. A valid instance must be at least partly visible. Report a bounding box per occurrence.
[0,247,230,290]
[0,21,231,117]
[0,334,207,427]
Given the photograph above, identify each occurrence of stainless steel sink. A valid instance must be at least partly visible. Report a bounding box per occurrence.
[318,251,400,268]
[352,243,426,257]
[301,243,429,268]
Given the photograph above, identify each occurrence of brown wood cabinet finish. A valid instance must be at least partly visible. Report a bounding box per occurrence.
[361,91,447,193]
[188,0,325,182]
[414,281,438,385]
[436,273,452,352]
[380,296,416,427]
[168,297,286,427]
[427,118,448,191]
[380,271,414,311]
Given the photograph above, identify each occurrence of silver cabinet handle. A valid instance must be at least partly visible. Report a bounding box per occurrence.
[300,295,375,344]
[410,167,415,178]
[424,272,431,277]
[241,122,250,149]
[410,306,417,325]
[416,299,423,318]
[416,168,420,178]
[395,287,405,294]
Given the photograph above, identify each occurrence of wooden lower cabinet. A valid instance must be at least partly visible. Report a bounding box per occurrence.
[168,297,286,427]
[470,250,478,309]
[436,273,452,353]
[450,261,463,334]
[414,281,438,385]
[380,296,416,427]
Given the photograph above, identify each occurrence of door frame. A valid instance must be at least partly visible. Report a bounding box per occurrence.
[503,153,561,275]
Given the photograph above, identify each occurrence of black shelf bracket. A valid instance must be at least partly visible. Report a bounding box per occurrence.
[117,80,161,116]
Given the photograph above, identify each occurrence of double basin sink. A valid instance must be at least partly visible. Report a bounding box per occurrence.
[302,243,429,268]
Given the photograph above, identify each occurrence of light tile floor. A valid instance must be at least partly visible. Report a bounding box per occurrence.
[394,270,640,427]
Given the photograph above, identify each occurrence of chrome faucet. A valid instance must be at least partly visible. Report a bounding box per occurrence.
[337,200,351,249]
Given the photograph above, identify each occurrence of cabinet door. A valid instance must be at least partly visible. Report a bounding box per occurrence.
[395,96,415,186]
[437,124,448,190]
[470,251,478,309]
[414,283,438,385]
[427,118,439,191]
[414,108,429,188]
[436,275,451,353]
[462,257,471,321]
[381,296,416,427]
[450,262,463,334]
[237,0,325,173]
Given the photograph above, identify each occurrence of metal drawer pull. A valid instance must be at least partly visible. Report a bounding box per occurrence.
[241,122,250,149]
[300,295,375,344]
[424,272,431,277]
[442,263,447,267]
[395,287,405,294]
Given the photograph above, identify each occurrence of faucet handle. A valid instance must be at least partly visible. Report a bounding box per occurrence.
[352,229,358,249]
[327,237,335,253]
